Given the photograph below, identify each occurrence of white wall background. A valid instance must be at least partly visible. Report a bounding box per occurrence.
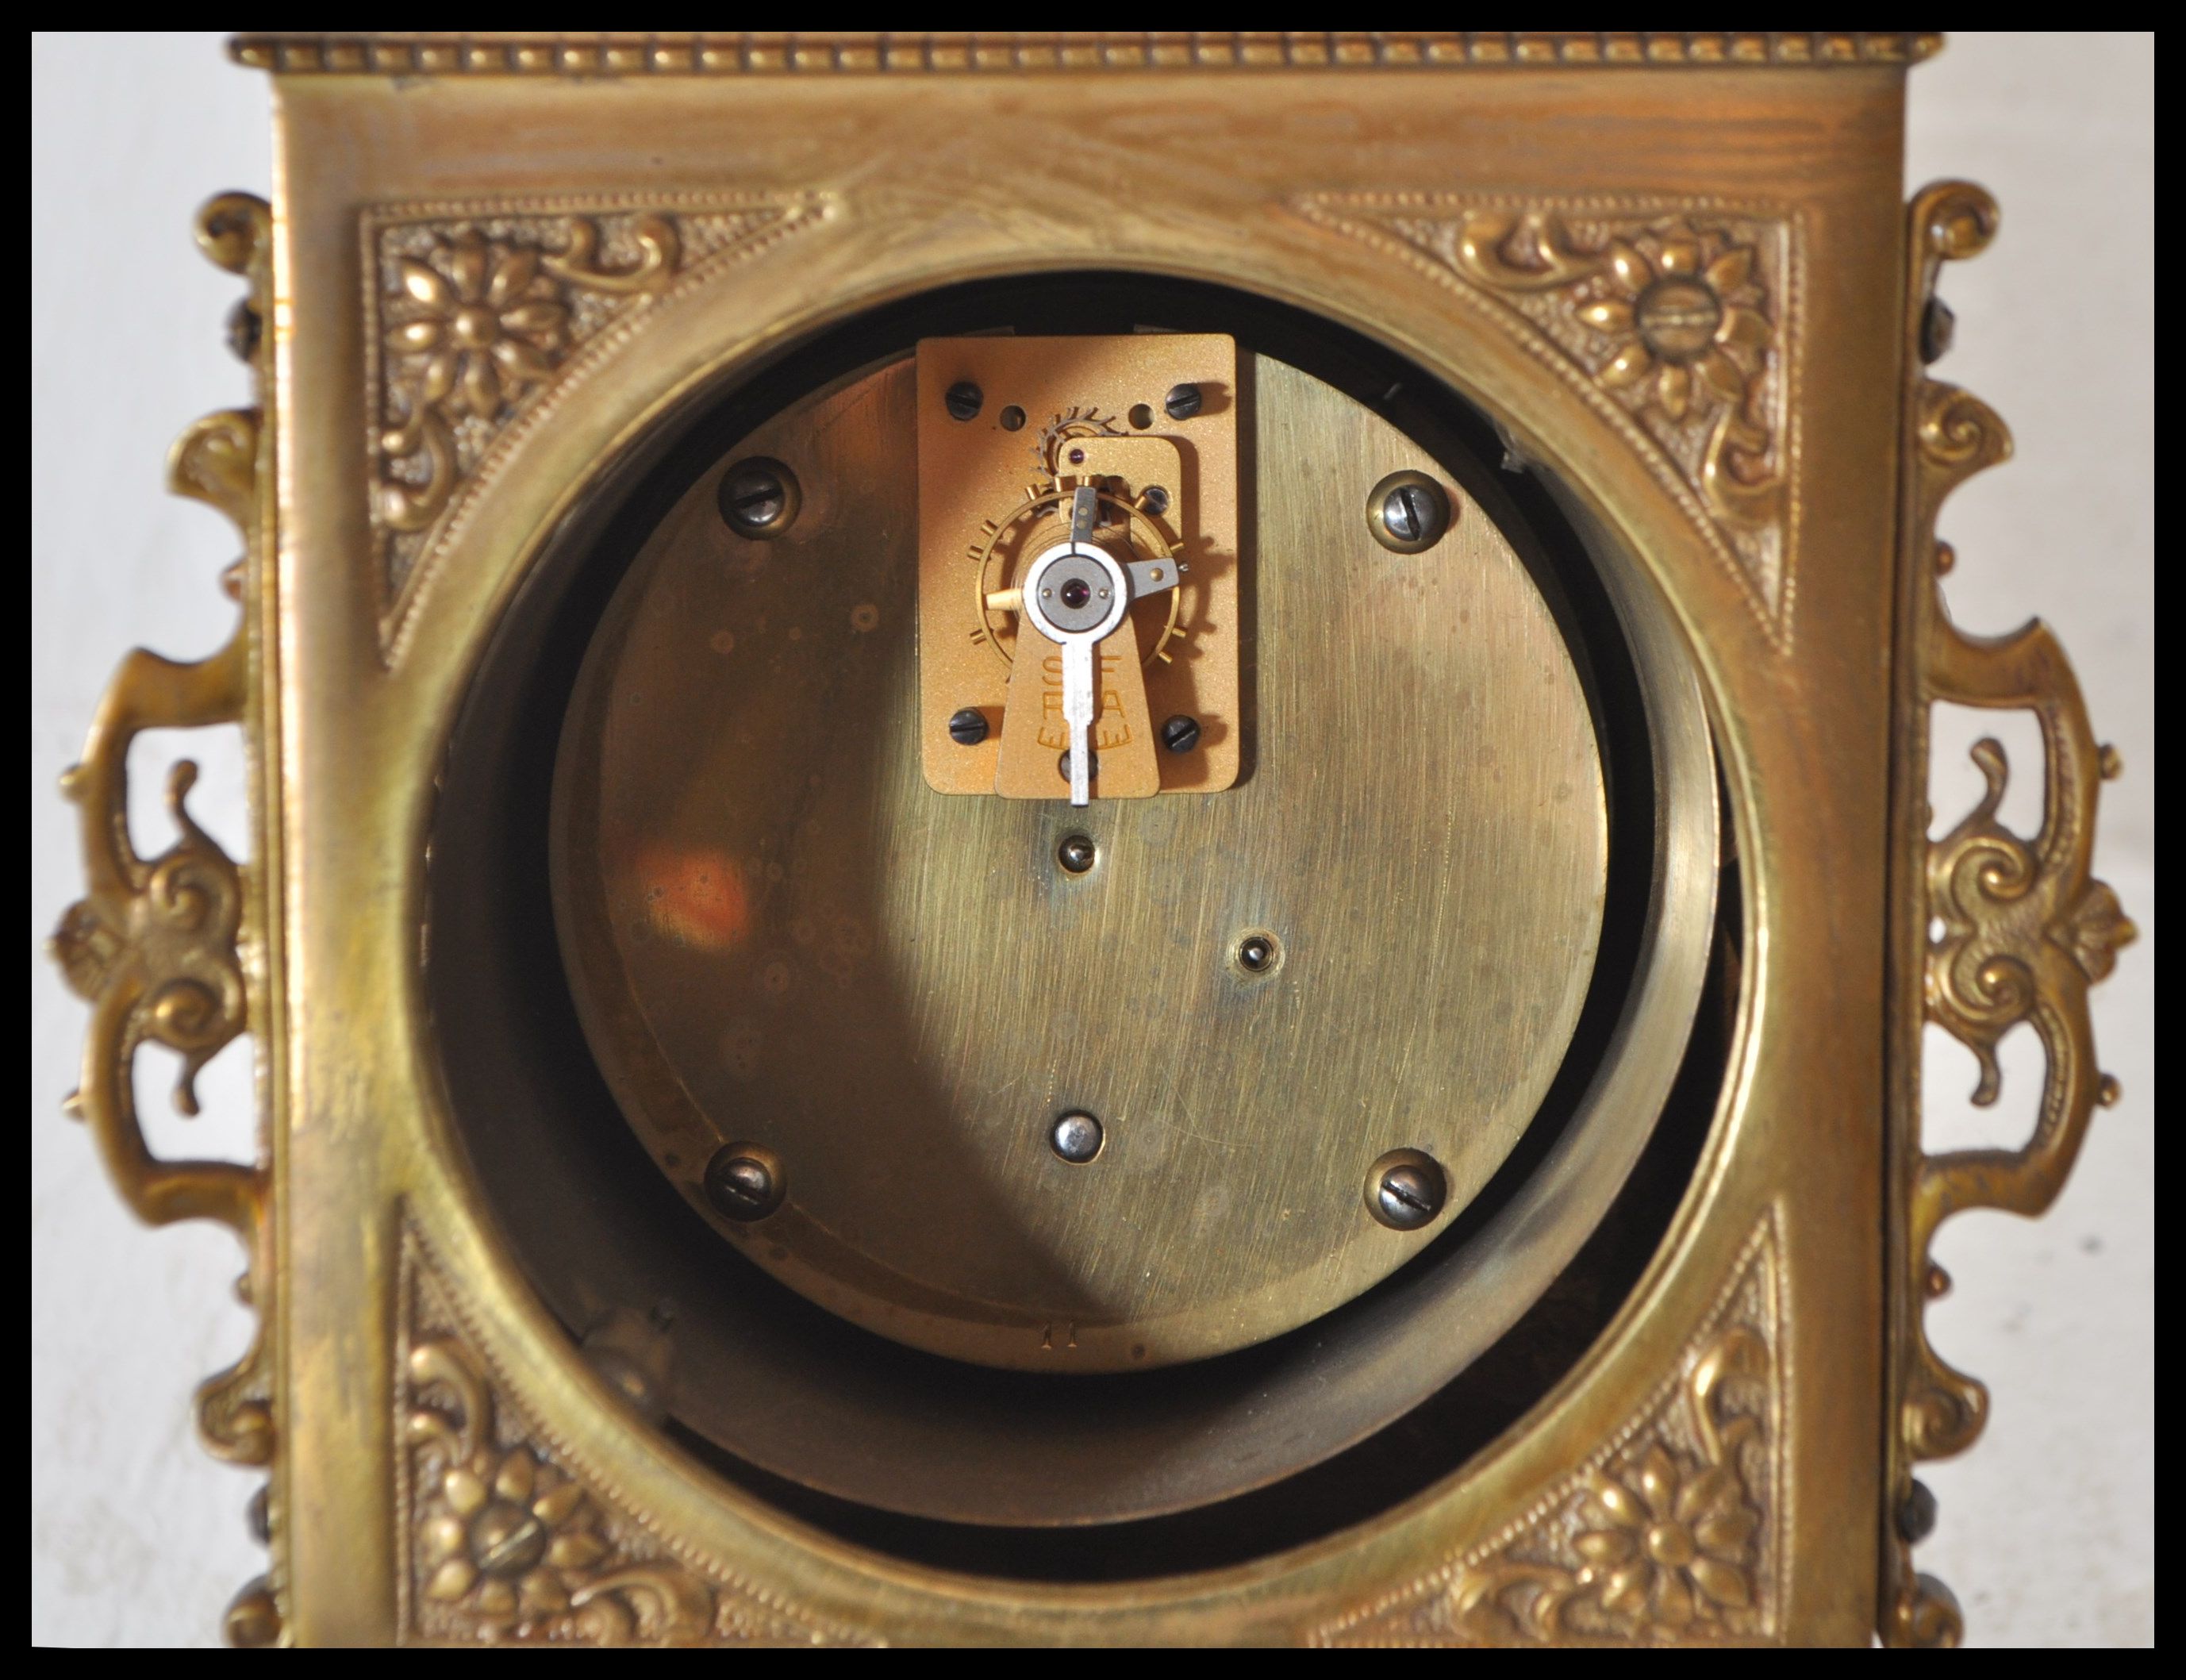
[29,32,2153,1648]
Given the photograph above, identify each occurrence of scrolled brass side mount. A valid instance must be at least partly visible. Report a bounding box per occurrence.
[1879,179,2138,1649]
[48,190,286,1647]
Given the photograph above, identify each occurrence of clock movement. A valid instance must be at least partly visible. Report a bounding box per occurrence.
[48,32,2134,1646]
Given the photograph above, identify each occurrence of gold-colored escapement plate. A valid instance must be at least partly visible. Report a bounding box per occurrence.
[551,350,1608,1371]
[916,333,1240,798]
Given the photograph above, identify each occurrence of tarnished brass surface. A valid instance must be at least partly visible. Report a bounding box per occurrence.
[553,352,1610,1371]
[257,49,1905,1623]
[44,32,2140,1647]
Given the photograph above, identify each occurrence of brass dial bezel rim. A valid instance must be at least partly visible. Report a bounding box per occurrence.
[425,269,1724,1544]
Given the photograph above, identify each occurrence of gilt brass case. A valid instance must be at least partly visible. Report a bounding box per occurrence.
[49,33,2135,1647]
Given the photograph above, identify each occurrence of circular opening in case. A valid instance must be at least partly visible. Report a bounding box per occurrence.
[425,273,1728,1575]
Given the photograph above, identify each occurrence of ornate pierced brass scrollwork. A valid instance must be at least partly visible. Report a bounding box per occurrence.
[47,190,283,1647]
[1879,182,2138,1647]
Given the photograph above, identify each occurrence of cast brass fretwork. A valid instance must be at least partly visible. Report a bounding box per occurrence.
[1316,1213,1783,1647]
[366,196,829,655]
[398,1225,851,1647]
[231,32,1946,76]
[1878,180,2137,1648]
[42,34,2136,1649]
[1296,194,1798,644]
[48,190,284,1646]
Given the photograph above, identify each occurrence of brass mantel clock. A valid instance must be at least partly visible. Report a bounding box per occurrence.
[49,32,2137,1647]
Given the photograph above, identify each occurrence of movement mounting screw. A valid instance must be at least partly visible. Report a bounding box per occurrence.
[1368,1151,1446,1231]
[703,1145,783,1221]
[1365,470,1451,554]
[717,457,801,540]
[1163,383,1203,421]
[945,380,984,421]
[947,707,989,746]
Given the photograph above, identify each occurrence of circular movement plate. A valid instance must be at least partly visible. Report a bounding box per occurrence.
[551,354,1608,1372]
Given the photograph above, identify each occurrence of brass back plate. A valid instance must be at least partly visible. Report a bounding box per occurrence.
[551,350,1608,1371]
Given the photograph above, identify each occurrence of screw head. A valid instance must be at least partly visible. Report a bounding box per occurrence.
[702,1145,783,1221]
[469,1501,550,1578]
[1366,471,1451,554]
[1367,1151,1446,1230]
[1383,490,1425,542]
[1919,295,1957,365]
[1057,834,1097,874]
[717,456,801,540]
[944,380,984,421]
[947,707,989,746]
[1897,1478,1939,1544]
[1160,713,1201,754]
[1235,932,1276,973]
[1633,277,1724,360]
[1163,382,1204,421]
[1051,1110,1104,1163]
[1140,484,1171,517]
[226,300,262,363]
[1057,748,1098,784]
